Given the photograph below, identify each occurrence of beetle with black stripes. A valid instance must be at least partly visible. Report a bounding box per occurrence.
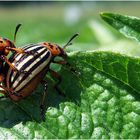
[0,32,78,120]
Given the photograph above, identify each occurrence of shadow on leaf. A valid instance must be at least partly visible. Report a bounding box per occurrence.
[0,67,82,128]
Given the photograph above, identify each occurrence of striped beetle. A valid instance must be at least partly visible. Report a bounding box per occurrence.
[0,33,78,119]
[0,24,36,86]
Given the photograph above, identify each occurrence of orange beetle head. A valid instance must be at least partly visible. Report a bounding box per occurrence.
[43,42,67,58]
[0,37,15,55]
[0,24,21,55]
[43,33,79,58]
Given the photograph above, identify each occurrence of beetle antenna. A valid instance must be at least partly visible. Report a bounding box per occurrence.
[14,24,22,44]
[63,33,79,50]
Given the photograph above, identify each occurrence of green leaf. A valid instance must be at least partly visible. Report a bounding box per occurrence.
[100,12,140,42]
[0,51,140,139]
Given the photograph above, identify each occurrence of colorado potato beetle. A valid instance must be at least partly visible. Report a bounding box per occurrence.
[0,33,78,119]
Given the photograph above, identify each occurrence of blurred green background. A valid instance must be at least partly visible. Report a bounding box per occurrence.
[1,1,140,55]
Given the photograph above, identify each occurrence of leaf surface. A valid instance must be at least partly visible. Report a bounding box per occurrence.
[100,12,140,42]
[0,51,140,139]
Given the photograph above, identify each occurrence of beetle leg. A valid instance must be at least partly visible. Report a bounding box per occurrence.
[6,47,38,56]
[40,80,48,121]
[49,69,65,97]
[6,47,25,54]
[0,55,30,74]
[52,60,78,74]
[0,55,18,72]
[52,60,67,65]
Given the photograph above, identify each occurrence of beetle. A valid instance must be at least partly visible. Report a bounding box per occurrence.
[0,33,78,119]
[0,24,37,89]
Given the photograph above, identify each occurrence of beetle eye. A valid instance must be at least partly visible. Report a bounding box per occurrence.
[0,40,3,43]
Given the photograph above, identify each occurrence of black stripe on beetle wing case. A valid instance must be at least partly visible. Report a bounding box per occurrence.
[15,45,43,65]
[13,51,51,91]
[12,46,47,84]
